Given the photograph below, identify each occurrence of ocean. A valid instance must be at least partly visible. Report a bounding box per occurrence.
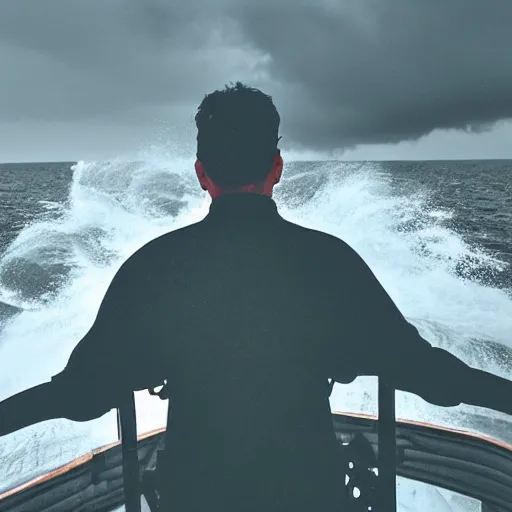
[0,156,511,510]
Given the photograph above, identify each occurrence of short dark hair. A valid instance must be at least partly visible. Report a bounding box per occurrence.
[195,82,281,188]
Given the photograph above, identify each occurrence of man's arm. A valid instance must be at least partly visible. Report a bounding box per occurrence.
[334,242,512,415]
[1,252,164,436]
[53,251,166,419]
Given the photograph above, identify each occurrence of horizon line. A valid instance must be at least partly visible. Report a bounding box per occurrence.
[1,157,512,166]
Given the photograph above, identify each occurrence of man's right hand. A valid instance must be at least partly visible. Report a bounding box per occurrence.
[391,346,512,416]
[461,366,512,417]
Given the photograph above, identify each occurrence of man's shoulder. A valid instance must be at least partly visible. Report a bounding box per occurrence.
[281,218,356,257]
[114,221,205,281]
[133,220,204,258]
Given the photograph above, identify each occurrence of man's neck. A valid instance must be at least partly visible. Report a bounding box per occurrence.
[208,182,273,200]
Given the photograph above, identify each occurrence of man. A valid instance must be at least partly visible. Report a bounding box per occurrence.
[1,82,512,511]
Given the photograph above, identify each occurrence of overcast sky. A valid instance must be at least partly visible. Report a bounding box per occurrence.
[1,0,512,162]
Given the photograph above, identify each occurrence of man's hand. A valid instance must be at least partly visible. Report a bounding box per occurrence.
[461,367,512,417]
[0,380,114,437]
[389,346,512,415]
[337,342,512,416]
[0,383,59,437]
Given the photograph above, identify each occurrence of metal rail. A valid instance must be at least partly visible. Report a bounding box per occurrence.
[378,379,397,512]
[117,393,141,512]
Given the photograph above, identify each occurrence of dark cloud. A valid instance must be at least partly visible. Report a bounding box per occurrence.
[0,0,262,125]
[1,0,512,154]
[231,0,512,149]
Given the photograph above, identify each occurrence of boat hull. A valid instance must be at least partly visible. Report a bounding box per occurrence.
[1,412,511,511]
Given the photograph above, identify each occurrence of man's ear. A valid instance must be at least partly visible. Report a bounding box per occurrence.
[273,154,284,184]
[195,160,208,191]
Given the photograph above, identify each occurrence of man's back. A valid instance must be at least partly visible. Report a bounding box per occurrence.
[137,193,349,510]
[53,190,443,510]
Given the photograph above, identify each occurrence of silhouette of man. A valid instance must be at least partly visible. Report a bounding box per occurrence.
[1,82,512,511]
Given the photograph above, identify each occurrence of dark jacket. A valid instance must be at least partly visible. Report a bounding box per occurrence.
[19,193,511,510]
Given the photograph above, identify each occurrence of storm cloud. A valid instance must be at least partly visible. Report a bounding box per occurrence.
[1,0,512,155]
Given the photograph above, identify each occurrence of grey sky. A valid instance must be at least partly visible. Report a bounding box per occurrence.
[1,0,512,162]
